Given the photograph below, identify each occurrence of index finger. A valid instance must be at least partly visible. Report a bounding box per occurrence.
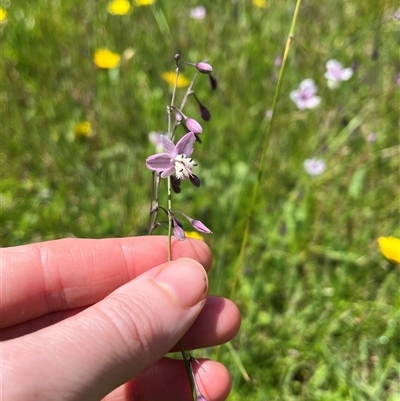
[1,236,212,328]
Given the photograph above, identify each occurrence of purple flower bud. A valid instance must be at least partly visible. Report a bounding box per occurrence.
[175,112,183,122]
[189,174,201,187]
[190,219,212,234]
[172,217,185,241]
[199,104,211,121]
[209,74,218,90]
[185,117,203,134]
[196,62,213,74]
[171,176,181,193]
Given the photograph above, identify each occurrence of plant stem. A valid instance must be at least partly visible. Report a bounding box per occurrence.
[229,0,303,300]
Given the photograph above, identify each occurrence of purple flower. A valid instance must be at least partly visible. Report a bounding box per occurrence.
[303,158,326,176]
[290,79,321,110]
[274,55,282,67]
[146,132,197,180]
[394,8,400,20]
[324,60,353,89]
[190,6,206,20]
[367,132,376,144]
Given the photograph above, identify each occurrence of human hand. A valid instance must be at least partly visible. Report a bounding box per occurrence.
[1,236,241,401]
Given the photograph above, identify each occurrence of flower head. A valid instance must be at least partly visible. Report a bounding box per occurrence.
[367,132,376,144]
[378,237,400,264]
[290,79,321,110]
[107,0,131,15]
[253,0,268,8]
[0,7,7,23]
[324,60,353,89]
[190,6,206,20]
[185,231,204,241]
[94,49,121,69]
[161,71,190,88]
[303,158,326,176]
[134,0,154,5]
[146,132,197,180]
[74,121,92,138]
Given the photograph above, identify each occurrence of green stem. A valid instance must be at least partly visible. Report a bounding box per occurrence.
[229,0,303,300]
[167,64,194,400]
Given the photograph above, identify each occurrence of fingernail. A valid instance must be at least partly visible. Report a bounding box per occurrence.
[154,259,208,308]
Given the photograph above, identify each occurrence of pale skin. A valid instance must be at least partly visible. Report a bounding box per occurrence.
[1,236,241,401]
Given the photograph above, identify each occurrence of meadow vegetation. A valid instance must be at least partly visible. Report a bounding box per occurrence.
[1,0,399,399]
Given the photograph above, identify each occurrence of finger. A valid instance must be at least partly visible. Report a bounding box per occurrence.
[0,296,241,347]
[3,259,209,401]
[1,236,212,327]
[103,358,231,401]
[176,296,241,351]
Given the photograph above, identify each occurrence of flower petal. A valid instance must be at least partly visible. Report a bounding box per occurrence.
[289,89,300,102]
[378,237,400,264]
[175,132,196,156]
[299,78,316,91]
[160,166,176,178]
[305,96,321,109]
[146,153,173,171]
[159,135,175,154]
[340,68,353,81]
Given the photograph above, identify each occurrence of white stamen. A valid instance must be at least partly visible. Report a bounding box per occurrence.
[174,154,197,179]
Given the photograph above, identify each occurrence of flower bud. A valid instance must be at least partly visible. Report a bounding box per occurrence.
[199,104,211,121]
[185,117,203,134]
[171,176,181,193]
[172,217,185,241]
[190,219,212,234]
[189,174,201,187]
[209,74,218,90]
[196,62,213,74]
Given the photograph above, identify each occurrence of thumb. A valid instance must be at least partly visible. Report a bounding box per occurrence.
[3,258,208,401]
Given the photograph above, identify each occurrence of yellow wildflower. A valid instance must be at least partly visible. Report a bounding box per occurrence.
[378,236,400,264]
[134,0,154,5]
[185,231,204,241]
[74,122,92,138]
[107,0,131,15]
[253,0,268,8]
[161,71,190,88]
[94,49,121,69]
[0,7,7,23]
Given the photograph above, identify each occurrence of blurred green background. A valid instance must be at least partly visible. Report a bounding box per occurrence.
[1,0,399,400]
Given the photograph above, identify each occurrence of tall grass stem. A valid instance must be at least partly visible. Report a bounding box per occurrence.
[229,0,303,299]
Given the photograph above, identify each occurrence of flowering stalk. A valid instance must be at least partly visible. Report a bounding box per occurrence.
[146,55,215,400]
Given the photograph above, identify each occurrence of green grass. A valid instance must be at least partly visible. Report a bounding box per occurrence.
[1,0,399,399]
